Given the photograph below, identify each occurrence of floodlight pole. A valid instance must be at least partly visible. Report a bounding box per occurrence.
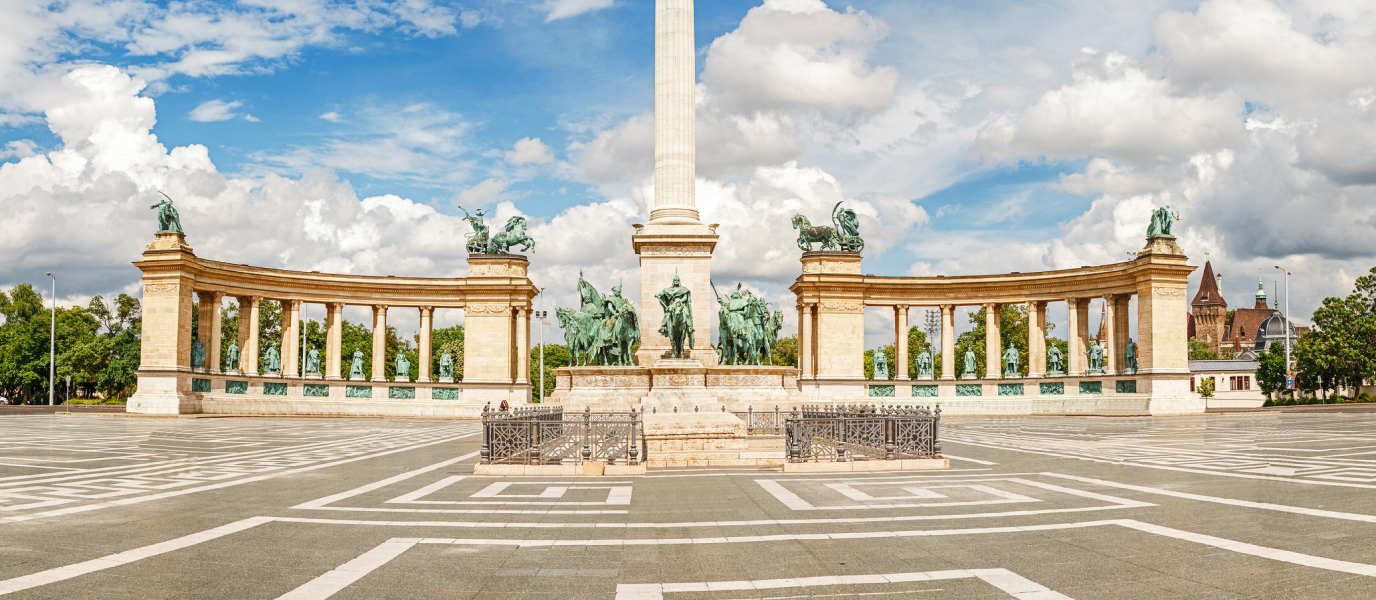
[1274,266,1291,398]
[46,273,55,406]
[538,288,545,403]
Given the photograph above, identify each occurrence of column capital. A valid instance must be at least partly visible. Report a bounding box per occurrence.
[940,304,954,312]
[895,304,909,311]
[418,306,433,315]
[326,301,345,310]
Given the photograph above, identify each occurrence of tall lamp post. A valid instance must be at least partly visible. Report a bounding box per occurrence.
[536,287,546,403]
[1274,266,1291,397]
[46,273,55,407]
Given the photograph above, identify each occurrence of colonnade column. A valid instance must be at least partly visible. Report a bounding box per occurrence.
[326,303,343,380]
[238,297,260,375]
[798,304,812,379]
[895,305,909,381]
[195,292,214,370]
[371,305,388,382]
[1029,301,1047,378]
[1113,295,1131,369]
[940,305,955,380]
[984,303,1001,379]
[517,308,531,384]
[198,292,224,373]
[1067,298,1087,376]
[282,300,301,378]
[417,307,433,383]
[1102,295,1118,375]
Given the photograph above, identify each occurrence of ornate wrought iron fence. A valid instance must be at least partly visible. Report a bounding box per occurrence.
[732,405,785,435]
[785,404,941,462]
[480,405,645,465]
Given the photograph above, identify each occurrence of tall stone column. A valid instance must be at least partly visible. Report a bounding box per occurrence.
[1029,301,1047,378]
[1102,295,1118,375]
[417,307,433,383]
[1067,298,1088,376]
[196,291,214,368]
[238,296,260,375]
[632,0,718,365]
[326,303,343,380]
[984,303,1001,379]
[515,308,530,385]
[197,292,223,373]
[798,304,812,380]
[1113,295,1131,369]
[371,305,388,382]
[282,300,301,378]
[895,305,909,380]
[940,305,955,380]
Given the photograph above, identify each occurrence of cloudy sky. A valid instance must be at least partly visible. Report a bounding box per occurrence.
[2,0,1374,346]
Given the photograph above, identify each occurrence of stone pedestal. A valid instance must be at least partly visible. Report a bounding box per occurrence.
[438,377,455,384]
[644,358,715,408]
[632,223,719,366]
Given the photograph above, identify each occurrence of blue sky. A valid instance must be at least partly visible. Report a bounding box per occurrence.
[3,0,1375,344]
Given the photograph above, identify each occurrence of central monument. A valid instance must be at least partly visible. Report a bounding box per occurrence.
[632,0,719,366]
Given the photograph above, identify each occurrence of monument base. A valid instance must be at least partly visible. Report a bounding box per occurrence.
[548,363,801,411]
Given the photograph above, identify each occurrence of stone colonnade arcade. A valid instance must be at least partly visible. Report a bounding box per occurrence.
[128,232,537,416]
[792,236,1201,416]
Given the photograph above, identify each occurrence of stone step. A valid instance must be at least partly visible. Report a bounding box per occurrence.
[647,456,787,468]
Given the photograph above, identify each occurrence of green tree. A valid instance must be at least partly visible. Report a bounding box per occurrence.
[953,305,1030,378]
[1188,337,1219,360]
[341,321,373,378]
[432,324,465,379]
[771,335,798,367]
[531,343,570,401]
[1295,331,1334,399]
[1256,343,1288,399]
[906,327,930,379]
[1198,376,1215,398]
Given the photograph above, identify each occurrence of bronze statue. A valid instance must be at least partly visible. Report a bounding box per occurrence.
[225,340,240,372]
[656,272,694,358]
[439,350,454,378]
[150,192,184,234]
[349,348,365,378]
[1146,205,1179,238]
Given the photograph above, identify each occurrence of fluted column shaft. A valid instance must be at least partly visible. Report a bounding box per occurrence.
[418,307,433,383]
[652,0,698,223]
[371,305,388,382]
[326,303,343,380]
[895,305,909,380]
[984,303,1001,379]
[940,305,955,380]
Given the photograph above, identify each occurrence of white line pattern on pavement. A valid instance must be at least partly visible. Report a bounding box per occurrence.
[275,540,420,600]
[614,569,1072,600]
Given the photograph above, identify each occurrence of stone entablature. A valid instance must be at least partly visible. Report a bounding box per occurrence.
[791,237,1200,415]
[548,364,801,410]
[128,232,537,416]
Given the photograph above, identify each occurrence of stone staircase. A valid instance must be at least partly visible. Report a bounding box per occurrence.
[646,436,786,468]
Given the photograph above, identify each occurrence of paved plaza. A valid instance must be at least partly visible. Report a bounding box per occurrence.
[2,412,1376,599]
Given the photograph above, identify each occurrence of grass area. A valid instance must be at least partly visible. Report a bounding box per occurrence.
[66,398,128,405]
[1264,394,1376,406]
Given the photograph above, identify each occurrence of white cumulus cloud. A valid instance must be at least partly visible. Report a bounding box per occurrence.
[505,137,555,165]
[189,99,243,122]
[544,0,614,22]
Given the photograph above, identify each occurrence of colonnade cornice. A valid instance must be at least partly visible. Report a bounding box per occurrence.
[133,254,538,308]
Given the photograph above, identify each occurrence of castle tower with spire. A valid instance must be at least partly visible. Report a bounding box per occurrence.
[1190,260,1227,354]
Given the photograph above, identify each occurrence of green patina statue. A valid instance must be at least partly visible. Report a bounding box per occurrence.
[459,207,535,255]
[1123,338,1138,374]
[657,271,694,359]
[872,350,889,380]
[1002,346,1020,377]
[1047,345,1064,374]
[713,282,782,366]
[191,338,205,370]
[265,345,281,374]
[1146,205,1178,238]
[305,345,321,375]
[915,348,933,378]
[395,353,411,382]
[963,348,977,377]
[225,340,240,372]
[1085,340,1105,373]
[150,192,184,234]
[438,350,454,378]
[792,202,864,252]
[349,348,365,378]
[557,272,640,366]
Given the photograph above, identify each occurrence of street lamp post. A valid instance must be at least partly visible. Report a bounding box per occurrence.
[537,287,546,403]
[1274,266,1291,398]
[46,273,55,407]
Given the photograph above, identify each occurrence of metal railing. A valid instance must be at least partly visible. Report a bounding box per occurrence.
[732,405,785,435]
[480,404,645,465]
[785,404,941,462]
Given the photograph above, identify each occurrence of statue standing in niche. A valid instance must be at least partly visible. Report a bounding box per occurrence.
[963,348,977,377]
[349,348,365,378]
[395,353,411,382]
[872,351,889,381]
[1002,346,1020,378]
[1123,339,1138,374]
[150,192,184,234]
[190,338,205,370]
[1085,340,1105,373]
[915,348,933,378]
[438,350,454,379]
[1047,345,1063,375]
[265,345,282,374]
[656,271,695,358]
[225,340,240,372]
[305,346,321,374]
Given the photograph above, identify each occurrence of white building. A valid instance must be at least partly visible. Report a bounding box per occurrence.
[1189,359,1265,408]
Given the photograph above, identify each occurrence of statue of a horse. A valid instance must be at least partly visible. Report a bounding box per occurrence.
[488,216,535,254]
[792,214,838,251]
